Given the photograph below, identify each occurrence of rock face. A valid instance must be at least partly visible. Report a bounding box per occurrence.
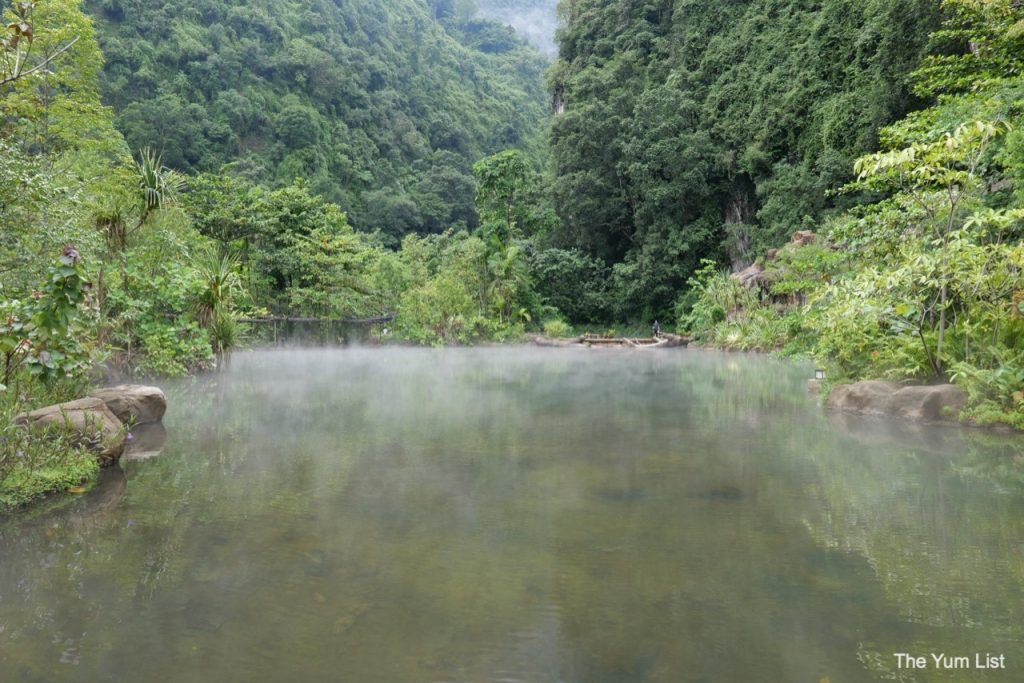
[15,398,125,464]
[827,381,967,422]
[90,385,166,425]
[733,262,766,289]
[790,230,817,246]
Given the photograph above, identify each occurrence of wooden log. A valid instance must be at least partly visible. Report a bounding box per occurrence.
[532,335,585,347]
[535,333,689,349]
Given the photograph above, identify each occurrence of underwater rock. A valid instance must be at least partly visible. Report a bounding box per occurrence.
[90,384,167,425]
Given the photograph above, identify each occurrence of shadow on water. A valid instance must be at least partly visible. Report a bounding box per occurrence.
[0,465,127,533]
[0,348,1022,682]
[122,423,168,461]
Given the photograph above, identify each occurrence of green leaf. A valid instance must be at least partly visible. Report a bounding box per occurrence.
[894,303,916,318]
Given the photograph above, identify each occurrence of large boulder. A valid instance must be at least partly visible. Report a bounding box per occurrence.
[826,380,899,416]
[732,262,766,289]
[790,230,817,246]
[827,380,967,423]
[15,398,125,464]
[888,385,967,422]
[89,384,166,425]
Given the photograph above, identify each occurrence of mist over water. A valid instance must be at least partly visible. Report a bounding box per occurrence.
[1,348,1023,682]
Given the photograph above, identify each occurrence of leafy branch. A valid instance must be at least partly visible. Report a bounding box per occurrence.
[0,2,80,88]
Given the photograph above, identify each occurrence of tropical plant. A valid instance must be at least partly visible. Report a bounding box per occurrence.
[192,250,242,359]
[0,246,93,390]
[677,259,755,337]
[851,120,1010,374]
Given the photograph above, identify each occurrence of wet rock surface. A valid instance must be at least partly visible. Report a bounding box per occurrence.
[827,380,967,422]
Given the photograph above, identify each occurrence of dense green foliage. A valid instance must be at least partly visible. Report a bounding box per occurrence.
[1,247,93,388]
[682,0,1024,429]
[0,0,560,507]
[5,0,1024,507]
[81,0,549,239]
[549,0,940,319]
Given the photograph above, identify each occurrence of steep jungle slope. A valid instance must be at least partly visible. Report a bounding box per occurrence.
[82,0,550,239]
[549,0,941,318]
[680,0,1024,428]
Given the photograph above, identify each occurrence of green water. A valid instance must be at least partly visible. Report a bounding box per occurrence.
[2,349,1023,682]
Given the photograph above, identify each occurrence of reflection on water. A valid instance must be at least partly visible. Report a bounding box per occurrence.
[1,349,1022,682]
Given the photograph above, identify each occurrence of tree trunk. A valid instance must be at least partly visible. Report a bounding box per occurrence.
[937,280,947,376]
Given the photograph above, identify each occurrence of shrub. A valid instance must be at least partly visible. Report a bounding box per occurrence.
[677,259,755,338]
[542,319,573,338]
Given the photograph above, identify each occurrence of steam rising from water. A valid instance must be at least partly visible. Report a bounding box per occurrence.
[2,348,1023,681]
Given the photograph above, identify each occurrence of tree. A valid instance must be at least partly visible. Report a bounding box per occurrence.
[911,0,1024,97]
[474,150,531,237]
[78,0,549,228]
[1,0,118,157]
[0,246,92,389]
[473,149,557,240]
[548,0,940,313]
[0,1,80,88]
[92,148,184,257]
[192,250,241,360]
[1,0,125,299]
[529,248,612,323]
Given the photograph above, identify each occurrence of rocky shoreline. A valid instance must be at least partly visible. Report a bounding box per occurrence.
[823,380,967,424]
[15,385,168,465]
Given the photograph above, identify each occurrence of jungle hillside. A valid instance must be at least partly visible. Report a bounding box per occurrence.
[2,0,1024,509]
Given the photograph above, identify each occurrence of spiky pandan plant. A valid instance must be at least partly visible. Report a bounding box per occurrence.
[134,148,184,231]
[91,150,185,332]
[92,149,184,255]
[192,251,242,359]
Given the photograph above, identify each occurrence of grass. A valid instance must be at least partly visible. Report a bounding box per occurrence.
[0,423,100,510]
[0,377,103,512]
